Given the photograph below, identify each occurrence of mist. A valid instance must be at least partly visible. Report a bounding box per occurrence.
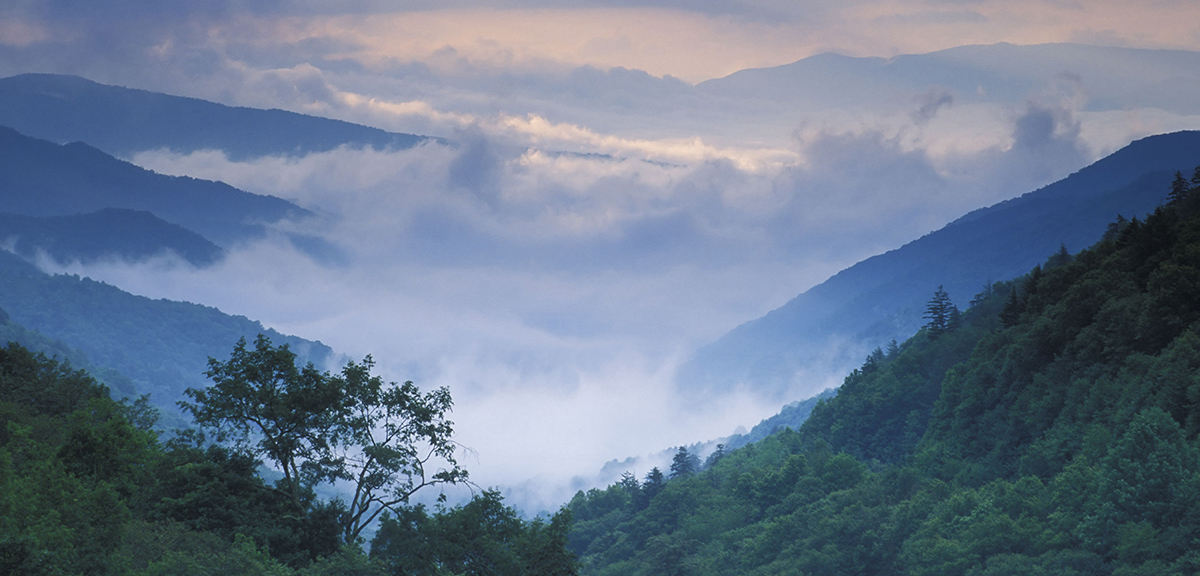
[23,80,1149,513]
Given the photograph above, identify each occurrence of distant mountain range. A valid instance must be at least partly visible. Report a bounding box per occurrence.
[679,130,1200,399]
[0,125,311,252]
[0,73,430,160]
[697,43,1200,115]
[0,208,223,267]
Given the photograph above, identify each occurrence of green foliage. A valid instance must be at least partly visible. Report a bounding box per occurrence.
[371,490,578,576]
[181,336,467,543]
[0,340,570,575]
[570,195,1200,575]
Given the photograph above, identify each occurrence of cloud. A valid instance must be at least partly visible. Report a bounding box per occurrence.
[8,0,1200,512]
[912,88,955,125]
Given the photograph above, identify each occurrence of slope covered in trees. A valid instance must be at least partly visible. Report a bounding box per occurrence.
[679,130,1200,399]
[0,339,576,575]
[0,249,333,416]
[568,176,1200,575]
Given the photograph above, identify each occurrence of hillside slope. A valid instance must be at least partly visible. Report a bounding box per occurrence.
[568,179,1200,576]
[0,249,334,413]
[678,130,1200,399]
[0,73,429,159]
[0,208,223,266]
[0,126,309,247]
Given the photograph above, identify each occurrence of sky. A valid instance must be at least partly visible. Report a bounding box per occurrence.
[4,0,1200,512]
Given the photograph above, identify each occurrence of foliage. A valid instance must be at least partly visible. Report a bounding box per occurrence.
[371,490,578,576]
[568,181,1200,575]
[0,338,568,575]
[181,336,467,543]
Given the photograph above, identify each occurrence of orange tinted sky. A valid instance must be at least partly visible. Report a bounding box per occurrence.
[254,1,1200,82]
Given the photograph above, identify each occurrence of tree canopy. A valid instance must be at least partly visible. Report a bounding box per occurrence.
[181,335,467,542]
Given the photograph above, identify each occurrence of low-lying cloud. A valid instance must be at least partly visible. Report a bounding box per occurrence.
[36,93,1109,512]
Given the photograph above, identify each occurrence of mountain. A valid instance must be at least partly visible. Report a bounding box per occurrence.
[0,249,335,414]
[0,208,223,266]
[0,125,309,247]
[697,43,1200,114]
[678,130,1200,399]
[569,191,1200,575]
[0,73,430,160]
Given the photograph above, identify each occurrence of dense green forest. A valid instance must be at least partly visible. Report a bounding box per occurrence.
[5,166,1200,575]
[0,339,576,575]
[567,173,1200,575]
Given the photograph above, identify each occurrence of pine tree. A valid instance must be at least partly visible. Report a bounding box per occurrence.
[1168,171,1190,205]
[1000,286,1022,328]
[643,468,666,500]
[670,447,698,479]
[703,444,726,469]
[862,347,885,373]
[619,471,640,493]
[1046,243,1071,268]
[923,285,955,338]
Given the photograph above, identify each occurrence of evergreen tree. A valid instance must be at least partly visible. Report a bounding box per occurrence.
[1169,171,1190,205]
[1046,243,1072,268]
[999,286,1022,328]
[619,471,640,493]
[670,447,698,479]
[1103,214,1129,242]
[704,444,726,469]
[643,468,666,500]
[922,285,956,338]
[862,347,885,373]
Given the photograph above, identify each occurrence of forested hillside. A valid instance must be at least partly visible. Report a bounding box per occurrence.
[568,173,1200,575]
[0,339,576,575]
[680,130,1200,399]
[0,249,333,415]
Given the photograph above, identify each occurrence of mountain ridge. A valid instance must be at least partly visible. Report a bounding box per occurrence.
[0,73,431,160]
[678,130,1200,399]
[0,125,311,247]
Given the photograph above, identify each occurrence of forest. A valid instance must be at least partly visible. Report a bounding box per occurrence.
[3,168,1200,575]
[566,170,1200,576]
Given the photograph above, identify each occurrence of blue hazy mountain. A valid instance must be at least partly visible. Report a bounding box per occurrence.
[678,130,1200,399]
[0,208,223,266]
[0,73,429,159]
[0,248,334,413]
[697,43,1200,114]
[0,125,309,247]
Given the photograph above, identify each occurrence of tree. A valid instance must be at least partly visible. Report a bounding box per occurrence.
[333,356,467,542]
[669,447,698,479]
[704,444,726,469]
[643,468,666,501]
[1168,171,1190,205]
[180,336,466,544]
[181,336,344,516]
[999,286,1022,328]
[923,286,957,338]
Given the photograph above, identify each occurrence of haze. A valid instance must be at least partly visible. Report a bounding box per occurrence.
[5,0,1200,512]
